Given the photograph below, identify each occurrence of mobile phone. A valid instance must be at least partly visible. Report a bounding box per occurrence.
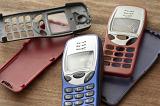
[102,29,160,105]
[0,2,91,42]
[62,35,103,106]
[103,6,146,77]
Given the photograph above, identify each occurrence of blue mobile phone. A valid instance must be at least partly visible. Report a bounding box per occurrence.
[62,35,103,106]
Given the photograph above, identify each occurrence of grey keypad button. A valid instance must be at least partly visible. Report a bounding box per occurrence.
[75,86,84,92]
[125,53,134,58]
[115,52,123,57]
[124,58,132,63]
[64,94,73,100]
[116,47,125,51]
[73,71,85,78]
[86,83,94,90]
[75,93,84,99]
[86,91,94,97]
[64,101,73,106]
[126,47,135,52]
[85,97,94,104]
[65,88,73,93]
[74,100,84,105]
[122,64,131,68]
[64,76,72,82]
[84,71,95,83]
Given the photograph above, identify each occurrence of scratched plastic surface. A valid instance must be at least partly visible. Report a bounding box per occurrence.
[102,30,160,105]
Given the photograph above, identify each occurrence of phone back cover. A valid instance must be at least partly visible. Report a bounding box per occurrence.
[102,30,160,105]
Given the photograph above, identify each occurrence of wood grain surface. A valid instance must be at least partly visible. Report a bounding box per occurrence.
[0,0,160,106]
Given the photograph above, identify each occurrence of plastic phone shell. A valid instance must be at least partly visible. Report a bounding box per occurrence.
[102,29,160,105]
[62,35,103,106]
[0,2,91,42]
[103,6,146,77]
[0,22,72,92]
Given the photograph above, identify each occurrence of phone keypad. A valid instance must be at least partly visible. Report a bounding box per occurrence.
[104,44,135,69]
[64,83,95,106]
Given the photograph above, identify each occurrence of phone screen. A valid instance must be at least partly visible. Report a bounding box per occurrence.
[111,18,140,34]
[66,51,94,72]
[48,12,70,33]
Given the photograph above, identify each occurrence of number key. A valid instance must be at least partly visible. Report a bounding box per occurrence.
[86,91,94,97]
[75,93,84,99]
[74,100,84,106]
[64,94,73,100]
[65,88,73,93]
[86,83,94,90]
[85,97,94,104]
[64,101,73,106]
[75,86,84,92]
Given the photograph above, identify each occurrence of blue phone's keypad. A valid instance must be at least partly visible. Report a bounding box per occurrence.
[64,83,95,106]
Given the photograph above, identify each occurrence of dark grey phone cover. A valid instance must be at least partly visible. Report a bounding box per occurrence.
[0,2,91,42]
[102,29,160,105]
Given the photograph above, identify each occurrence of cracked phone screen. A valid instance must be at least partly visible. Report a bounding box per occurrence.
[48,12,70,34]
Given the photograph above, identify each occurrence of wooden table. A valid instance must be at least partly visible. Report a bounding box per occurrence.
[0,0,160,106]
